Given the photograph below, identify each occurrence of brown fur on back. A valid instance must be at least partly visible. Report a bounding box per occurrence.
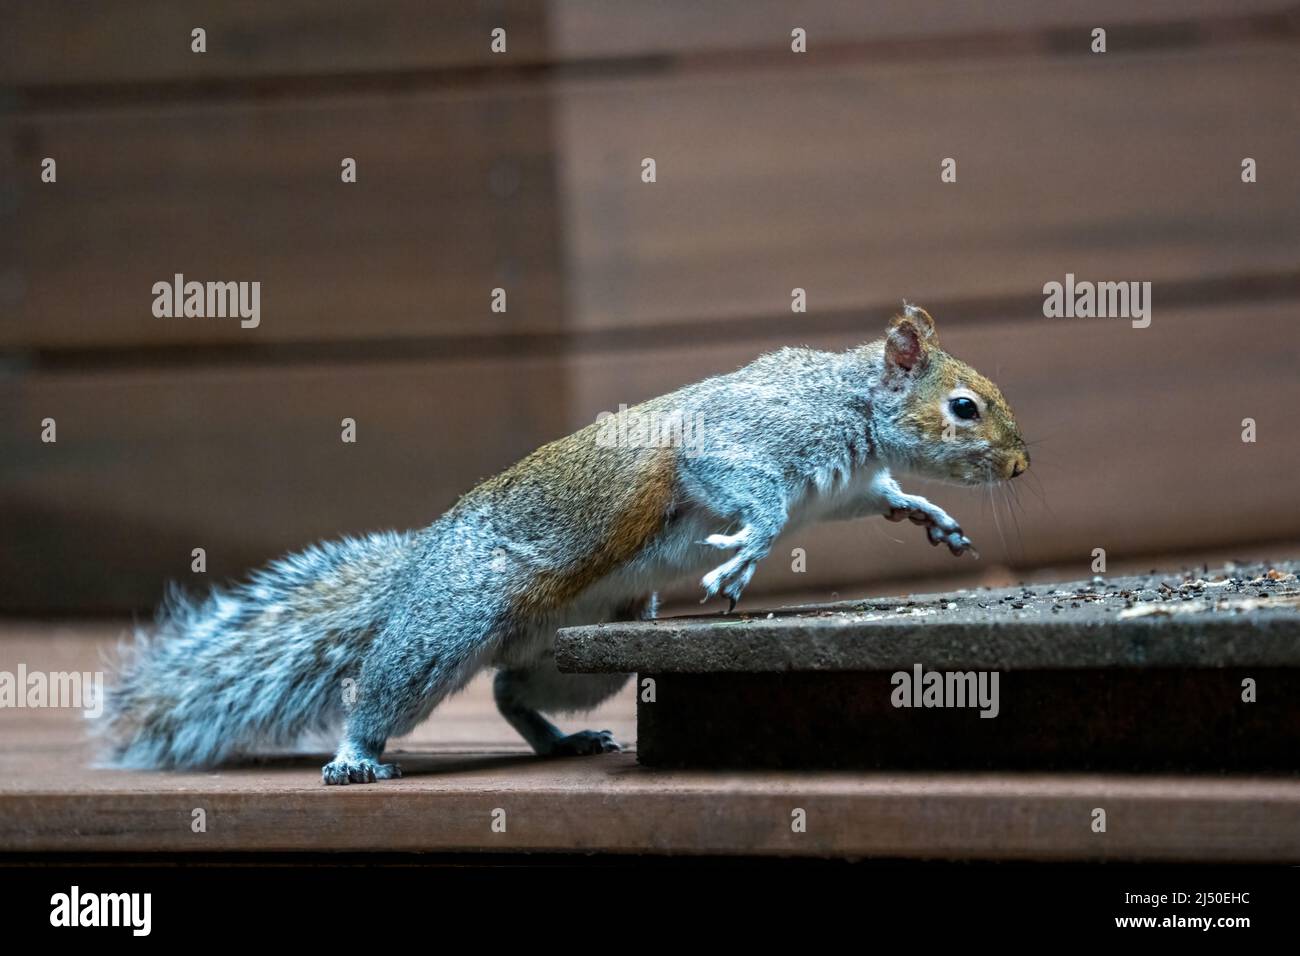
[458,410,680,616]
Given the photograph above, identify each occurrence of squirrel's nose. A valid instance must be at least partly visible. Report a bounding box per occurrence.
[1009,453,1029,479]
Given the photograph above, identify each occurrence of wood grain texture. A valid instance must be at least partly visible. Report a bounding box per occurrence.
[0,1,550,86]
[549,0,1299,61]
[0,627,1296,859]
[8,771,1298,859]
[554,44,1300,333]
[0,355,570,611]
[0,86,564,350]
[3,0,1291,85]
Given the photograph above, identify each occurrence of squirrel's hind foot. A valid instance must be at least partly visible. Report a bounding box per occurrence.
[321,756,403,785]
[543,729,622,757]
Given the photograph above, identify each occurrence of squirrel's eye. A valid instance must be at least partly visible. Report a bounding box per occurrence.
[949,397,980,420]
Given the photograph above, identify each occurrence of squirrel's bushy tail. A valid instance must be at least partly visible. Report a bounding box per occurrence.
[102,530,416,769]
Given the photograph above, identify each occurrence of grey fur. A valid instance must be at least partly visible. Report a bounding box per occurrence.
[104,328,1021,784]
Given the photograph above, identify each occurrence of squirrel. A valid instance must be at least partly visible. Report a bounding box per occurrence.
[103,304,1028,784]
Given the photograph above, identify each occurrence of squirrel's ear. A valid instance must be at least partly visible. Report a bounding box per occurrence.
[885,304,937,372]
[898,303,939,343]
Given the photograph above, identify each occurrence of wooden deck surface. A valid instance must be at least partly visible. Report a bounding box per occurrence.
[2,622,1298,860]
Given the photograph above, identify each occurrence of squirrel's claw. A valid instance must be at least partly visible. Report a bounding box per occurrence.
[888,497,976,559]
[928,523,978,558]
[702,550,759,611]
[945,532,979,559]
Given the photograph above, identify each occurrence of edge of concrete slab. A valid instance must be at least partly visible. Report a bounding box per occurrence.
[557,564,1300,673]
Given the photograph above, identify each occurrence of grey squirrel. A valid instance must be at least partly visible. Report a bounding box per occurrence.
[104,305,1029,784]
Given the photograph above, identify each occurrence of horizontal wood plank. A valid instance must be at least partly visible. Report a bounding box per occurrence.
[0,85,564,350]
[0,1,550,87]
[555,44,1300,332]
[2,1,1291,86]
[550,0,1298,61]
[0,355,570,611]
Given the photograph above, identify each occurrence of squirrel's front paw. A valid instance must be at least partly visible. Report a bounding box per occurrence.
[885,500,978,559]
[321,757,403,785]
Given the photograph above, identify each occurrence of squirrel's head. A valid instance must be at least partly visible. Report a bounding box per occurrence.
[873,304,1029,486]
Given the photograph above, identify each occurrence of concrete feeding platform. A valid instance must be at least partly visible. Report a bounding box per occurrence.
[557,563,1300,772]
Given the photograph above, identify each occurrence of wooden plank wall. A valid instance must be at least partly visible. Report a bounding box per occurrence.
[1,2,1297,612]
